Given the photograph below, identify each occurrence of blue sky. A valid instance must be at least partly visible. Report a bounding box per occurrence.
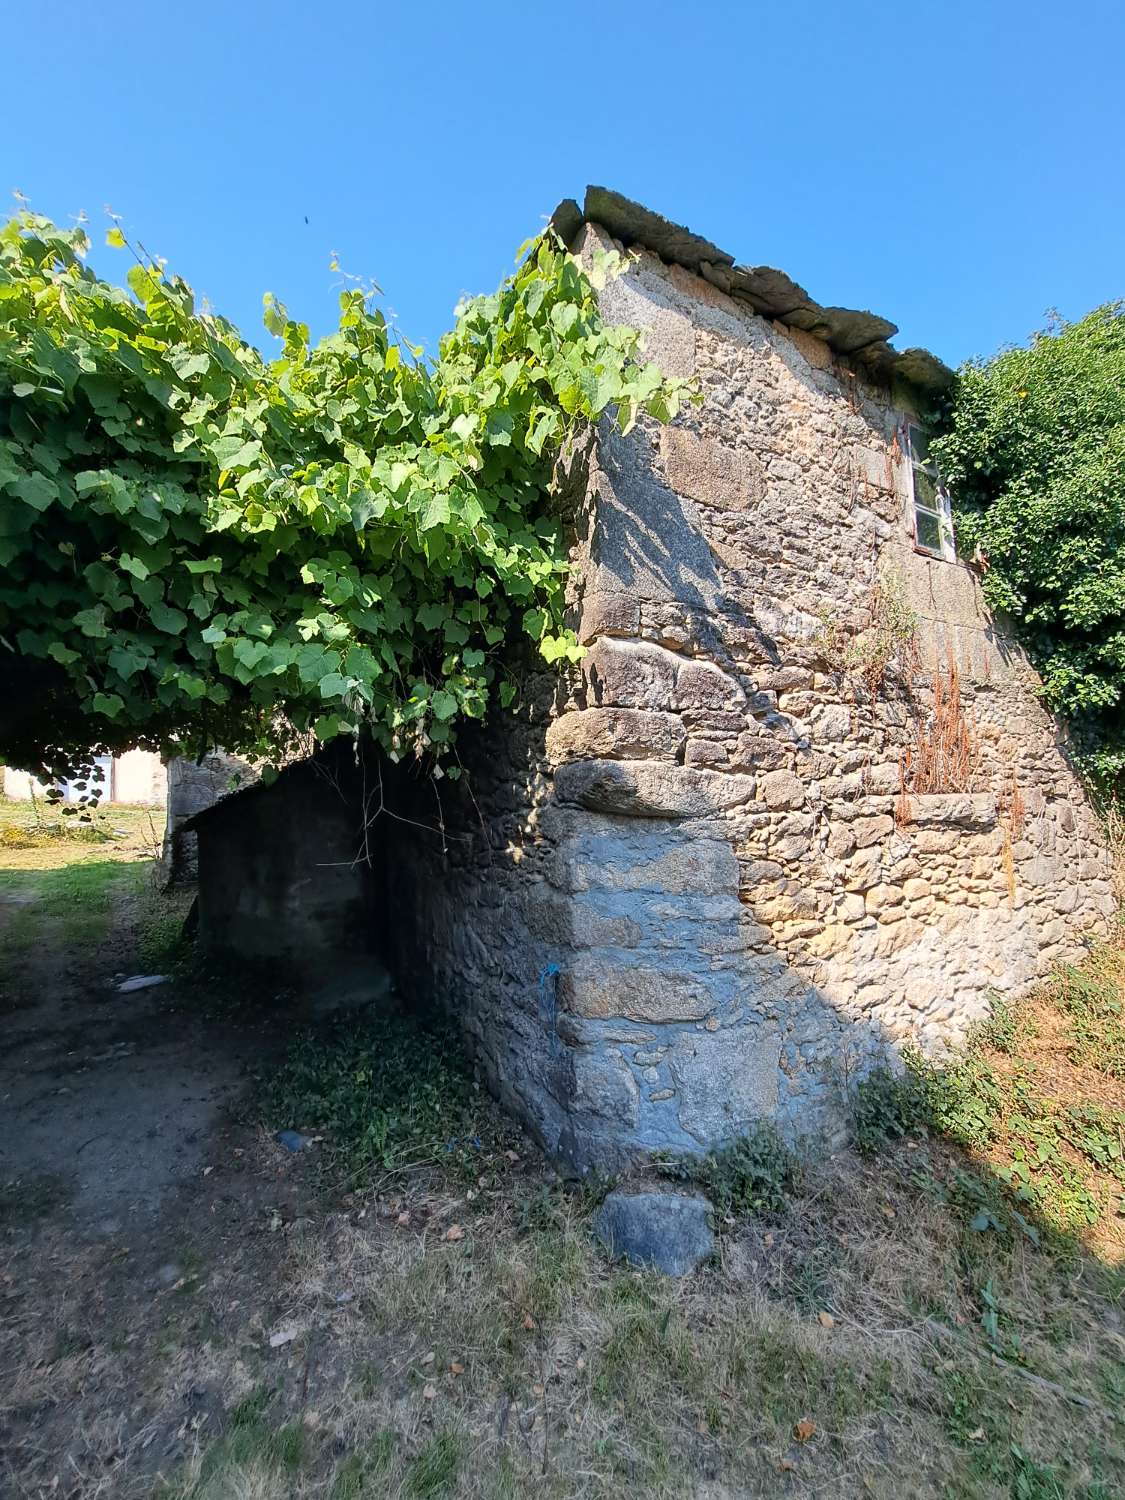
[5,0,1122,368]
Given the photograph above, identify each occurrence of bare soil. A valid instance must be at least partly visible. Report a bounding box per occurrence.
[0,810,311,1491]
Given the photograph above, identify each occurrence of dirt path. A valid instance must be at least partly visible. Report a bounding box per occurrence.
[0,809,263,1225]
[0,816,316,1495]
[1,903,245,1235]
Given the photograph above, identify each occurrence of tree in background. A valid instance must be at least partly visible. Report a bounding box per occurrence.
[934,304,1125,788]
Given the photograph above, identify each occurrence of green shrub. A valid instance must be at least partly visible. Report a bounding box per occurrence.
[933,303,1125,785]
[660,1123,797,1219]
[0,819,108,849]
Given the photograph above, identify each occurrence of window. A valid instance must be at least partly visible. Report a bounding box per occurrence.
[906,422,955,561]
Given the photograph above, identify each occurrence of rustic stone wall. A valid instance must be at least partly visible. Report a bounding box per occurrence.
[189,210,1117,1176]
[161,751,254,884]
[515,222,1115,1161]
[322,224,1117,1174]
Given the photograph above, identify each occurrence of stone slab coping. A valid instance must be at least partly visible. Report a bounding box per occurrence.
[549,186,954,396]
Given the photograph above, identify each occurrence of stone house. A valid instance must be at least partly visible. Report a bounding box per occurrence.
[187,188,1117,1174]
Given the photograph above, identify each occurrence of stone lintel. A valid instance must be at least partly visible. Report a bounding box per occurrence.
[901,793,998,829]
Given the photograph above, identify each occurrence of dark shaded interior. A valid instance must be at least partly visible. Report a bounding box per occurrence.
[190,739,451,1010]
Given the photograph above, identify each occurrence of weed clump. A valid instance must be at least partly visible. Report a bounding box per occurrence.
[262,1013,502,1180]
[853,1064,929,1156]
[851,945,1125,1249]
[659,1122,798,1219]
[815,569,918,699]
[0,821,108,849]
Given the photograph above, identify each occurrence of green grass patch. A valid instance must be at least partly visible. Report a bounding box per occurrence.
[0,859,149,981]
[590,1275,708,1409]
[159,1387,308,1498]
[329,1430,397,1498]
[1056,945,1125,1079]
[134,885,194,971]
[261,1012,505,1181]
[851,938,1125,1247]
[402,1431,464,1499]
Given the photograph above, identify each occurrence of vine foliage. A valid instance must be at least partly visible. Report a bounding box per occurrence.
[0,214,690,780]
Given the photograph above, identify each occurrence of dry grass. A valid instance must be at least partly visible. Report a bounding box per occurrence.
[3,1100,1099,1500]
[136,1148,1125,1500]
[0,799,164,871]
[900,661,982,810]
[1098,796,1125,908]
[146,925,1125,1499]
[4,1110,1125,1498]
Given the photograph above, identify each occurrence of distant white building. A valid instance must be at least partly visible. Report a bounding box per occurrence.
[2,749,166,806]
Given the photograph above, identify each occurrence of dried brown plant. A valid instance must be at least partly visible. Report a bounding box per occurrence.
[905,662,981,796]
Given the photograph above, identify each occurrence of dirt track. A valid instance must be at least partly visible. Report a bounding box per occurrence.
[0,822,316,1495]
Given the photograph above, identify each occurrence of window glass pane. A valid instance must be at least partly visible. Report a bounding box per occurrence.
[913,467,940,510]
[908,425,930,464]
[915,509,944,554]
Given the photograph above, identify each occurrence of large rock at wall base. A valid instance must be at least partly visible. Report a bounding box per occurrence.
[553,760,756,819]
[594,1190,715,1276]
[670,1024,781,1144]
[546,708,685,764]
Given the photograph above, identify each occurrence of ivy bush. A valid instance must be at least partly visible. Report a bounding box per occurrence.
[0,214,690,780]
[932,303,1125,785]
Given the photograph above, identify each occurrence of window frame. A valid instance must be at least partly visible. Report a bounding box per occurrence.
[904,421,956,562]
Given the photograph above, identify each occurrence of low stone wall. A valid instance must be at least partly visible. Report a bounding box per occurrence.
[161,752,254,884]
[192,754,374,967]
